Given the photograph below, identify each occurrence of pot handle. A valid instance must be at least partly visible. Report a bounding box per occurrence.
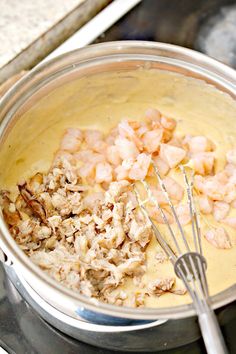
[0,247,12,266]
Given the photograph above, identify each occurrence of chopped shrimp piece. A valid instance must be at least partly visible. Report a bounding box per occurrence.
[118,120,143,150]
[118,120,136,138]
[67,128,83,139]
[226,165,236,185]
[204,227,232,249]
[213,201,230,221]
[53,150,75,165]
[115,165,129,181]
[92,140,108,154]
[142,129,163,153]
[60,128,83,152]
[191,152,214,175]
[149,206,173,224]
[84,130,107,153]
[115,137,139,160]
[78,163,95,182]
[168,136,182,148]
[162,129,173,143]
[136,124,149,138]
[163,176,184,201]
[222,217,236,229]
[226,149,236,165]
[95,162,113,183]
[128,121,141,130]
[231,199,236,208]
[122,158,134,170]
[152,156,169,176]
[225,163,236,177]
[145,108,161,124]
[203,178,224,201]
[160,116,176,131]
[198,195,213,214]
[84,129,103,146]
[229,173,236,185]
[106,145,122,166]
[223,183,236,203]
[75,150,105,164]
[106,135,116,146]
[129,153,151,180]
[194,175,205,193]
[184,135,213,153]
[160,144,186,168]
[215,171,229,184]
[105,128,118,146]
[150,188,168,205]
[176,204,191,225]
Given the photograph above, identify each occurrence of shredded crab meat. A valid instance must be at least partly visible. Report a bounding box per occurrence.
[147,278,187,297]
[1,107,235,306]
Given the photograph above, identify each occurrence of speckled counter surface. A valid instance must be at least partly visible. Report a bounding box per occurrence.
[0,0,110,83]
[0,0,84,68]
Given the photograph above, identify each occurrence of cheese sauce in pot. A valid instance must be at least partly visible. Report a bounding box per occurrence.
[1,68,236,308]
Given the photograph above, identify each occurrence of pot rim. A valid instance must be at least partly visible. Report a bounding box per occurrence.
[0,40,236,320]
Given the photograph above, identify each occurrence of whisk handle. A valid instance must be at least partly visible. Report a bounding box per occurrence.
[198,309,228,354]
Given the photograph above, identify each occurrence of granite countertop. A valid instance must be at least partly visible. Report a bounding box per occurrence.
[0,0,83,68]
[0,0,110,84]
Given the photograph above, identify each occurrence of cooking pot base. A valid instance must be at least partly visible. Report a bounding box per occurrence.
[4,264,201,352]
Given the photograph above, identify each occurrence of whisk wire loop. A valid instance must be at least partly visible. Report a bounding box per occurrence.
[134,161,228,354]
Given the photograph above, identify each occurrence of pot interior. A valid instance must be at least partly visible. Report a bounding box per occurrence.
[0,42,236,319]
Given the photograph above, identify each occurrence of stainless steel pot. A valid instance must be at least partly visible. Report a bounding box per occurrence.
[0,41,236,352]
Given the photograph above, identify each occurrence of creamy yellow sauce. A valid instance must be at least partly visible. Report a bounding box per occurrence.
[0,68,236,308]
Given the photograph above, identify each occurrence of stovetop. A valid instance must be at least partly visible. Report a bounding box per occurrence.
[95,0,236,69]
[1,0,236,353]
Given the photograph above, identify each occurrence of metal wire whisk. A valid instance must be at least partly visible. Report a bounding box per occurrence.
[134,162,228,354]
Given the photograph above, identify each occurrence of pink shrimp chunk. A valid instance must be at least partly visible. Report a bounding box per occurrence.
[75,150,105,164]
[60,128,83,152]
[160,116,176,131]
[115,137,139,160]
[222,217,236,229]
[191,152,214,175]
[129,153,151,180]
[115,165,129,181]
[118,120,143,150]
[176,204,191,225]
[198,195,213,214]
[152,156,169,176]
[226,149,236,165]
[150,188,168,205]
[224,183,236,203]
[213,201,230,221]
[142,129,163,153]
[185,135,213,153]
[95,162,113,184]
[145,108,161,123]
[106,145,122,166]
[204,227,232,249]
[202,178,225,201]
[149,206,173,224]
[160,144,186,168]
[162,176,184,201]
